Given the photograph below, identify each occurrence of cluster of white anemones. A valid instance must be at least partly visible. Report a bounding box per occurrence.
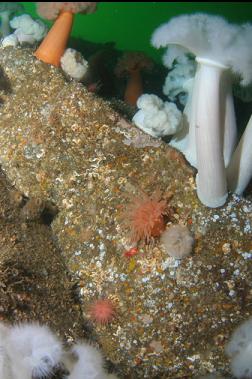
[0,322,118,379]
[133,13,252,208]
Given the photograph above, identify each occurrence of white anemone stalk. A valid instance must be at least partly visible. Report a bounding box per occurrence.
[222,71,237,166]
[183,69,199,168]
[151,13,252,207]
[180,58,237,174]
[227,115,252,195]
[195,57,228,207]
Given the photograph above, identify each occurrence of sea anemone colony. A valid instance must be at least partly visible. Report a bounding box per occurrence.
[151,13,252,208]
[0,321,119,378]
[0,4,251,378]
[122,190,169,243]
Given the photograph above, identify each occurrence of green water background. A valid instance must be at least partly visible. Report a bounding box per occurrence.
[20,2,252,63]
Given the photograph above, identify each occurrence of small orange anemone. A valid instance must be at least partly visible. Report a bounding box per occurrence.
[122,190,167,243]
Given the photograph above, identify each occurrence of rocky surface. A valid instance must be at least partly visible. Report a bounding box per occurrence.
[0,169,85,347]
[0,47,251,378]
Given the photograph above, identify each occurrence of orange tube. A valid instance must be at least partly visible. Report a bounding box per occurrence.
[34,11,74,67]
[124,69,143,106]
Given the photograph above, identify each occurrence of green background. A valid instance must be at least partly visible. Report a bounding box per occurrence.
[20,2,252,62]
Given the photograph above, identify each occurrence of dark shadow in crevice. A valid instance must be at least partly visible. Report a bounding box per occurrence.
[40,202,59,226]
[0,65,12,103]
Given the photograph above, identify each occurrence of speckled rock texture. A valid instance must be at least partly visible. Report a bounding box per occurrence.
[0,170,85,351]
[0,47,251,379]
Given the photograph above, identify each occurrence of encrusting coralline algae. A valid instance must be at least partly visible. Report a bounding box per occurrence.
[0,47,251,378]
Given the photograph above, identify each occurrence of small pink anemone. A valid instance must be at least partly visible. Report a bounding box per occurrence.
[122,190,168,243]
[88,299,116,324]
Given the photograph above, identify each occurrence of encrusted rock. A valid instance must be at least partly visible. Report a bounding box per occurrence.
[0,47,251,378]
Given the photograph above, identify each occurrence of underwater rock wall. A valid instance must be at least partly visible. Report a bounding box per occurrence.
[0,47,251,378]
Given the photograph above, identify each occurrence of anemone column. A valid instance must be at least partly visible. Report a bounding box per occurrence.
[222,72,237,167]
[227,114,252,195]
[195,57,228,208]
[183,69,200,168]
